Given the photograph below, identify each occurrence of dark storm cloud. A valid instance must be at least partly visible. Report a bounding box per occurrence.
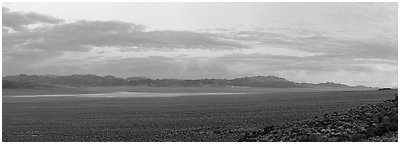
[49,21,247,50]
[2,7,64,31]
[3,6,9,11]
[2,7,248,54]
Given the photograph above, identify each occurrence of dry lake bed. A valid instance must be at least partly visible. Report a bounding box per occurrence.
[2,87,397,142]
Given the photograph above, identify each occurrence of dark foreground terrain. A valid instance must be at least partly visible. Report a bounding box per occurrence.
[239,94,398,142]
[2,88,397,142]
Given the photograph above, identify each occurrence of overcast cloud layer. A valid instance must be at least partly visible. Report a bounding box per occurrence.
[2,3,398,87]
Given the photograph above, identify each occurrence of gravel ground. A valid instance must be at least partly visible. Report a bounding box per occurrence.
[238,95,398,142]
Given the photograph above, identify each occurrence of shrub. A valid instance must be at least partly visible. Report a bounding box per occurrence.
[350,133,366,142]
[263,125,274,134]
[299,134,322,142]
[366,122,398,137]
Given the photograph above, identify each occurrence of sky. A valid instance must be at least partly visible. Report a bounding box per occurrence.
[2,2,398,87]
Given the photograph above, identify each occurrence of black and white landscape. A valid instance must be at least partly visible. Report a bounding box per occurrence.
[2,2,398,142]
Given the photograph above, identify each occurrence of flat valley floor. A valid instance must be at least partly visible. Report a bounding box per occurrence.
[2,87,397,141]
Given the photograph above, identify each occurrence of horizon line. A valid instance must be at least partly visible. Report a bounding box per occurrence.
[3,73,393,88]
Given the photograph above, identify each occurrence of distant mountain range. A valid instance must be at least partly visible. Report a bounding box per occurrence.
[2,74,373,89]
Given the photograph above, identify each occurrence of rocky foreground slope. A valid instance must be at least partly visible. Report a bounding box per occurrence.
[239,95,398,142]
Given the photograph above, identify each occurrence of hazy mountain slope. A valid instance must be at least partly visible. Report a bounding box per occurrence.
[2,74,372,89]
[228,76,302,88]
